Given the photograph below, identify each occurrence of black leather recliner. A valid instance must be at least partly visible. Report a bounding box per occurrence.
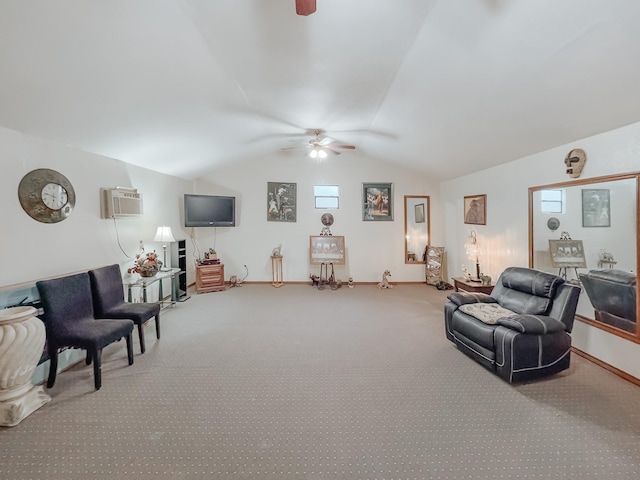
[444,267,581,382]
[579,269,637,333]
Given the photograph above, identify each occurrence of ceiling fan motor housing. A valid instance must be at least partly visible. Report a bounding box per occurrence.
[296,0,317,16]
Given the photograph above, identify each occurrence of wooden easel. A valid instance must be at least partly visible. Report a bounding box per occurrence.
[317,262,338,290]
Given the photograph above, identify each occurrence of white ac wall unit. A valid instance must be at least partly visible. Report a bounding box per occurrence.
[100,187,144,218]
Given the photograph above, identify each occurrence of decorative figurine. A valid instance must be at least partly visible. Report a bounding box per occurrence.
[462,265,471,281]
[348,277,354,288]
[378,270,393,289]
[272,244,282,257]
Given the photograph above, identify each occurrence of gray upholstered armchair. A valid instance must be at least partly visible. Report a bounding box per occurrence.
[444,267,581,382]
[36,273,134,390]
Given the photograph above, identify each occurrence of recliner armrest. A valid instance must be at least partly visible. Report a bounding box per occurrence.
[447,291,497,306]
[497,314,566,334]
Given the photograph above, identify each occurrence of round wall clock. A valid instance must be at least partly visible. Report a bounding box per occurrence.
[18,169,76,223]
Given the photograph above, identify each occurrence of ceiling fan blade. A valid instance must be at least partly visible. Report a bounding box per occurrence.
[280,145,309,151]
[296,0,316,16]
[319,137,335,146]
[327,144,356,150]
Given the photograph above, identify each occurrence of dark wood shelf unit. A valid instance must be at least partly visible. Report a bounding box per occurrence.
[170,239,190,301]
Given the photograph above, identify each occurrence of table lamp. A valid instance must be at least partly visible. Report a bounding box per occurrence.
[154,226,175,271]
[465,230,481,281]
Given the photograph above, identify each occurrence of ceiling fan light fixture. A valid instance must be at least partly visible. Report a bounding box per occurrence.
[318,149,327,159]
[309,149,318,159]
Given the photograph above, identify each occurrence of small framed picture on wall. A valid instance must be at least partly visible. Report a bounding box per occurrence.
[582,188,610,227]
[464,194,486,225]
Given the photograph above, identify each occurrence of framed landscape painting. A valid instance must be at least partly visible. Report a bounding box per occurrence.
[363,183,393,221]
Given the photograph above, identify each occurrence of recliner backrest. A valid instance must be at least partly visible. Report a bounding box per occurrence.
[88,264,126,316]
[491,267,565,315]
[579,269,636,322]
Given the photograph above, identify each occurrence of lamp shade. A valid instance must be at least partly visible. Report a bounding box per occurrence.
[153,226,175,243]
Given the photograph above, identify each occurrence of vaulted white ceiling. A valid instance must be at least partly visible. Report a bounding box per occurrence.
[1,0,640,181]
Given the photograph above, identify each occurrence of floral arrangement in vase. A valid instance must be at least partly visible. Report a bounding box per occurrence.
[128,251,162,277]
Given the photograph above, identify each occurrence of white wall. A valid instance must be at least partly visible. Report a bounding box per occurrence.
[0,126,192,289]
[441,120,640,379]
[0,126,194,384]
[1,126,442,290]
[192,151,442,283]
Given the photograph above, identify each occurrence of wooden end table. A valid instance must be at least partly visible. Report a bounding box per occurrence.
[452,276,494,295]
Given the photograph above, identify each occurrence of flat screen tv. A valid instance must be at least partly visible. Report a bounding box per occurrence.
[184,194,236,227]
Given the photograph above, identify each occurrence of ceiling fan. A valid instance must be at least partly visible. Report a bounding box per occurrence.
[281,129,356,158]
[296,0,316,16]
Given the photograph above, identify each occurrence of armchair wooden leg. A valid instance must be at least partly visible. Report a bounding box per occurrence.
[155,314,161,339]
[126,334,134,365]
[91,348,102,390]
[137,324,146,354]
[47,351,58,388]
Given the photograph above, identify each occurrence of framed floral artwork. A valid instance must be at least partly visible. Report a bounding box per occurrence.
[267,182,296,222]
[362,183,393,221]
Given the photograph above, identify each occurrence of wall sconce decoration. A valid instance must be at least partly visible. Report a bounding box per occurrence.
[464,230,481,282]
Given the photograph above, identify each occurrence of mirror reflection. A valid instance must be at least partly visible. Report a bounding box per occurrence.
[404,195,430,264]
[529,173,639,338]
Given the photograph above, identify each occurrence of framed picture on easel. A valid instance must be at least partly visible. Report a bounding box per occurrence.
[309,236,346,265]
[548,239,587,268]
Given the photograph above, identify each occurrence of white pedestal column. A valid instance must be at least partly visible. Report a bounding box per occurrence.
[0,306,51,427]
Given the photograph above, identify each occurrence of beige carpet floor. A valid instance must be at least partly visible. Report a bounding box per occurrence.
[1,284,640,479]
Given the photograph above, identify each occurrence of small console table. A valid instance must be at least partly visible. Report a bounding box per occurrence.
[127,268,181,309]
[452,276,494,295]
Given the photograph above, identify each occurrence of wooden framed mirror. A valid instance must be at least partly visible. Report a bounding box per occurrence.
[404,195,430,264]
[528,172,639,342]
